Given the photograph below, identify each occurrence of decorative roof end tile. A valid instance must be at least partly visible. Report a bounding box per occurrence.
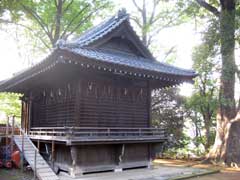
[117,8,128,18]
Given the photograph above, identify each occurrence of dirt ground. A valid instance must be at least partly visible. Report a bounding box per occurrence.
[1,159,240,180]
[155,159,240,180]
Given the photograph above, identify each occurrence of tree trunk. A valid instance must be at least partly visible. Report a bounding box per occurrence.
[204,115,211,151]
[141,0,147,46]
[208,1,240,165]
[53,0,63,46]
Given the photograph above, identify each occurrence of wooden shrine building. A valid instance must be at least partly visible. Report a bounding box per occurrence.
[0,10,196,176]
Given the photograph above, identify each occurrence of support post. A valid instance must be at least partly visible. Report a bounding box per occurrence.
[34,149,37,180]
[11,115,15,154]
[21,132,24,173]
[70,146,78,177]
[148,143,153,169]
[28,95,33,134]
[37,139,40,150]
[6,116,9,144]
[51,140,55,168]
[115,144,125,172]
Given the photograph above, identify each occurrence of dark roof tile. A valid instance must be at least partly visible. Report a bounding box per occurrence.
[64,47,196,77]
[67,12,129,47]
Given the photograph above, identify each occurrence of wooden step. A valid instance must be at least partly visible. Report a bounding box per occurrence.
[14,135,59,180]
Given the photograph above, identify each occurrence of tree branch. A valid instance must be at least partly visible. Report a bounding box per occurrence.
[38,35,51,49]
[163,46,176,61]
[0,19,34,32]
[0,19,51,49]
[130,16,142,28]
[53,0,63,44]
[132,0,143,13]
[65,3,109,38]
[63,0,74,13]
[149,0,160,25]
[61,3,90,39]
[19,3,53,43]
[196,0,220,17]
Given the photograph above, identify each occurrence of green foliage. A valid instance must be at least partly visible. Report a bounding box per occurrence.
[152,88,187,147]
[162,133,205,159]
[0,93,22,117]
[184,19,220,152]
[0,0,113,62]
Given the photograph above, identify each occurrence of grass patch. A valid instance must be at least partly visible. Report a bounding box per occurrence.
[0,168,33,180]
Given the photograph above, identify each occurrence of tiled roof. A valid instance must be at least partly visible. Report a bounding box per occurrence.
[67,10,129,48]
[0,9,197,92]
[64,47,196,77]
[62,9,196,78]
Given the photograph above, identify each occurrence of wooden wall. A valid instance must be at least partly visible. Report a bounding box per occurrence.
[31,75,149,128]
[54,143,149,174]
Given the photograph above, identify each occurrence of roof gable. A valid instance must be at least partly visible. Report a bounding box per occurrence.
[65,9,154,59]
[97,37,143,57]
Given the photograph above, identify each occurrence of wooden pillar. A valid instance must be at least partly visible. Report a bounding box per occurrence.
[37,139,40,150]
[51,140,55,168]
[115,144,125,172]
[21,97,29,133]
[147,80,153,167]
[6,116,9,144]
[11,115,15,154]
[147,80,152,127]
[21,100,24,130]
[28,94,33,134]
[70,146,78,177]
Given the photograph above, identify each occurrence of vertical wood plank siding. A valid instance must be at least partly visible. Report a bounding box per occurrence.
[31,76,149,128]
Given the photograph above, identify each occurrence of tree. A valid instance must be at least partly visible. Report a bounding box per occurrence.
[152,88,186,147]
[130,0,192,60]
[196,0,240,165]
[186,20,219,151]
[0,93,22,118]
[130,0,194,147]
[0,0,113,51]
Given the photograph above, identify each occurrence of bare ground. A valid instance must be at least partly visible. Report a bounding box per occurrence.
[1,159,240,180]
[154,159,240,180]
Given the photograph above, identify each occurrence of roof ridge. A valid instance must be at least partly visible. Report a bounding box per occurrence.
[67,10,129,47]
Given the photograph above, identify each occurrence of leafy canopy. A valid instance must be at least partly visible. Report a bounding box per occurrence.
[0,93,22,117]
[0,0,113,53]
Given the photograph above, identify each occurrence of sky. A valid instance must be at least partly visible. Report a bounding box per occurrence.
[0,1,201,96]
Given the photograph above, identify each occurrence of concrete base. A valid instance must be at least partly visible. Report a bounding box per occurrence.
[148,160,153,169]
[69,167,76,178]
[59,165,210,180]
[114,168,123,172]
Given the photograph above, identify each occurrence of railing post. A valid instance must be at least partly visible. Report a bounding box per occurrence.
[71,127,75,138]
[21,132,24,173]
[34,149,37,180]
[66,127,73,145]
[139,129,142,136]
[107,128,110,137]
